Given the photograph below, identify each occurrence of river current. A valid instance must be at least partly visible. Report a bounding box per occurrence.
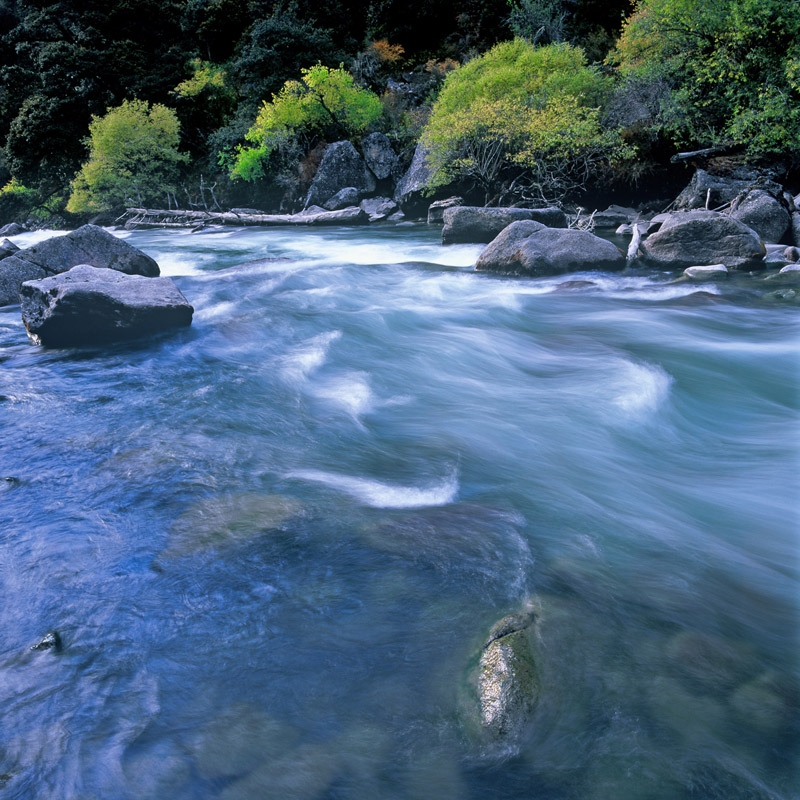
[0,223,797,799]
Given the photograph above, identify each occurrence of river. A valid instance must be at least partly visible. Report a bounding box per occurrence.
[0,223,797,799]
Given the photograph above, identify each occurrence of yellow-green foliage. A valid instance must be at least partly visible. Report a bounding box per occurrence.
[610,0,800,155]
[67,100,187,212]
[422,40,626,198]
[174,59,234,100]
[231,65,382,181]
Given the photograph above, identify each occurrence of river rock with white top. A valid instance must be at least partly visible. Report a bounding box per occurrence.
[20,265,193,347]
[639,210,765,270]
[475,221,626,276]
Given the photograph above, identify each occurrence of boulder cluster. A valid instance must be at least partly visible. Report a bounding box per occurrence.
[0,225,192,347]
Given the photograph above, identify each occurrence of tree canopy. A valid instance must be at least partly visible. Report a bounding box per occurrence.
[67,100,187,212]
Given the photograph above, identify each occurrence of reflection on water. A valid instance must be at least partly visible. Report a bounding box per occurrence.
[0,223,797,799]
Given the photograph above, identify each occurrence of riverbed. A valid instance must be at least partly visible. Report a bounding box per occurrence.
[0,223,797,799]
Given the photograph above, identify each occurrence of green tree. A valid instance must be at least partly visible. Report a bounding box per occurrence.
[231,65,382,181]
[609,0,800,158]
[67,100,187,212]
[422,39,630,203]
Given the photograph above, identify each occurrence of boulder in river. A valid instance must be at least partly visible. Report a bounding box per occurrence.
[427,196,464,224]
[361,132,399,180]
[475,221,626,277]
[729,189,790,243]
[0,222,25,237]
[639,211,765,270]
[0,224,159,306]
[684,264,728,281]
[442,206,567,244]
[675,169,753,210]
[0,238,20,259]
[393,140,436,217]
[20,265,193,347]
[791,212,800,247]
[305,141,375,209]
[592,205,638,228]
[467,608,539,741]
[359,196,398,222]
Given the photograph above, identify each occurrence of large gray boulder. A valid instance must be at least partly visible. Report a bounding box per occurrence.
[476,222,625,276]
[20,265,193,347]
[322,187,361,211]
[0,224,159,306]
[729,189,790,243]
[675,169,752,210]
[361,132,398,180]
[0,222,25,237]
[393,141,435,216]
[442,206,567,244]
[305,141,375,209]
[0,238,20,260]
[639,210,765,270]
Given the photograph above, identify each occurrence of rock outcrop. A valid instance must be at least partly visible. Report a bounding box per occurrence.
[729,189,790,243]
[20,265,193,347]
[442,206,567,244]
[475,222,626,276]
[0,224,159,306]
[305,141,375,209]
[393,141,435,217]
[361,132,399,180]
[675,169,753,210]
[639,211,765,270]
[359,197,398,222]
[592,205,638,228]
[0,222,25,237]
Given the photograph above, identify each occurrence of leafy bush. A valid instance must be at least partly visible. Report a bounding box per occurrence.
[609,0,800,158]
[230,65,382,181]
[67,100,187,212]
[422,39,630,203]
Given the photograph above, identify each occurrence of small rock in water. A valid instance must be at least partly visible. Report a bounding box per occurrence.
[31,631,61,652]
[729,672,799,737]
[683,264,728,281]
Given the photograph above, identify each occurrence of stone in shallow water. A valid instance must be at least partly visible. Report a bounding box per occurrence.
[20,265,192,347]
[161,493,302,559]
[664,630,759,695]
[189,703,299,780]
[729,672,799,736]
[684,264,728,281]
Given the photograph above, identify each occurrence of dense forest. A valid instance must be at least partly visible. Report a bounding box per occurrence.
[0,0,798,222]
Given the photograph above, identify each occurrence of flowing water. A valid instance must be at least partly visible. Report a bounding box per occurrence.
[0,223,797,799]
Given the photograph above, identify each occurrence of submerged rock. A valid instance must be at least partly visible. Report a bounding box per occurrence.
[20,265,193,347]
[640,211,765,270]
[664,630,759,695]
[161,492,302,559]
[359,196,398,222]
[475,222,625,277]
[729,672,799,736]
[442,206,566,244]
[0,224,159,306]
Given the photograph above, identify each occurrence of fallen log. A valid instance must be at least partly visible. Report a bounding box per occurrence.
[120,206,370,228]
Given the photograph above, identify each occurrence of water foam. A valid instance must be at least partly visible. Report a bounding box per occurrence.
[288,468,459,508]
[279,331,341,383]
[311,371,374,418]
[611,360,673,416]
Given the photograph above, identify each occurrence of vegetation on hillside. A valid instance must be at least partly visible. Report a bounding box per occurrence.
[0,0,795,222]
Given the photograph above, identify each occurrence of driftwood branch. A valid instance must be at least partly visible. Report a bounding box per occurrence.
[670,143,742,163]
[120,206,369,229]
